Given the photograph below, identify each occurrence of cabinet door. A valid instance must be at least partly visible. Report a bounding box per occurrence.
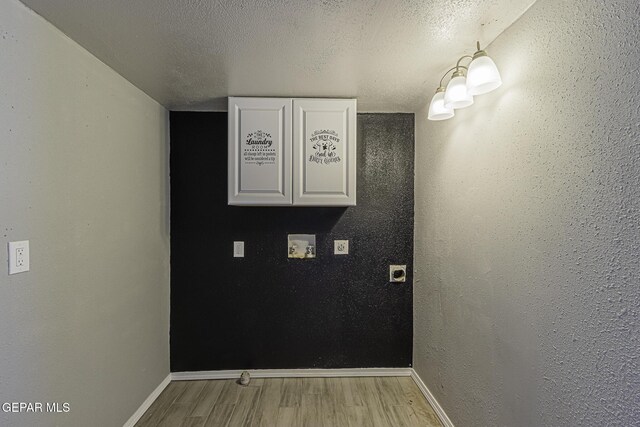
[293,99,356,206]
[228,97,292,205]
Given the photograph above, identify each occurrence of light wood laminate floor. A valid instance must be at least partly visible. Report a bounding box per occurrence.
[135,377,443,427]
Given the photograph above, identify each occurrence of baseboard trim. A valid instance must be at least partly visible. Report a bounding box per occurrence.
[410,369,454,427]
[123,374,171,427]
[171,367,413,381]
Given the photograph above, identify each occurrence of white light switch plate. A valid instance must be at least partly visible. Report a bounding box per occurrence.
[334,240,349,255]
[233,241,244,258]
[8,240,30,274]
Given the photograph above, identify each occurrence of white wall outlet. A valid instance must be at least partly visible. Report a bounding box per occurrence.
[389,265,406,283]
[334,240,349,255]
[233,241,244,258]
[8,240,30,275]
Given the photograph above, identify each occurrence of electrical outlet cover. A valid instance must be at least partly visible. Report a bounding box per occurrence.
[334,240,349,255]
[8,240,30,275]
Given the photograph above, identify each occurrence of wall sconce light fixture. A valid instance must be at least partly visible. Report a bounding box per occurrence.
[428,41,502,121]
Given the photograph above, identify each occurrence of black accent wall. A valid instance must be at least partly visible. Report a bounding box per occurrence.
[170,112,414,371]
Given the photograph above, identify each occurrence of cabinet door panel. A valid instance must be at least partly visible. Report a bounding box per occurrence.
[293,99,356,206]
[228,97,292,205]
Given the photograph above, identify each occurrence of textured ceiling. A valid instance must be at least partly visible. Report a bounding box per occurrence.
[21,0,535,111]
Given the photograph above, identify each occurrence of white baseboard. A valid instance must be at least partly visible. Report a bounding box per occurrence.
[410,369,454,427]
[171,367,412,381]
[123,374,171,427]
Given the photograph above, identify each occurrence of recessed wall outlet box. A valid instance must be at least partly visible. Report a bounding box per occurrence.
[389,265,406,283]
[334,240,349,255]
[288,234,316,259]
[233,241,244,258]
[8,240,30,275]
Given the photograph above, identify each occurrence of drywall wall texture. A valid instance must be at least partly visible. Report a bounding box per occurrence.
[0,1,170,426]
[170,112,414,371]
[414,0,640,426]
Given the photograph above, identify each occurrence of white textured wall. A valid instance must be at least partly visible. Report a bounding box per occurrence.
[414,0,640,426]
[0,1,170,426]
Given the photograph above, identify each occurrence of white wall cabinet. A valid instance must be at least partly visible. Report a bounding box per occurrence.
[293,98,356,206]
[229,97,356,206]
[228,97,292,205]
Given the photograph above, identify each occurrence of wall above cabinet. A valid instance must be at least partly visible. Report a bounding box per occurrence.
[228,97,356,207]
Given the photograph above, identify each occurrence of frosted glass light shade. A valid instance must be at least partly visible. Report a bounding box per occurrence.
[444,75,474,109]
[467,55,502,95]
[428,90,454,121]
